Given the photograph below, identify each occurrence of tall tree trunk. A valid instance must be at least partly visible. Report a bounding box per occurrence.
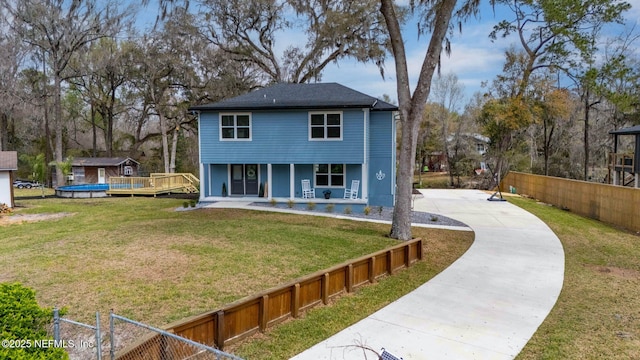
[106,88,117,157]
[159,111,170,173]
[54,71,65,187]
[543,116,549,176]
[0,112,8,150]
[170,125,179,173]
[381,0,457,240]
[584,89,590,181]
[91,102,97,157]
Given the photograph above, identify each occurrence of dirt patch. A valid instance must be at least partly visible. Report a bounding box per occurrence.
[0,212,74,226]
[586,264,640,280]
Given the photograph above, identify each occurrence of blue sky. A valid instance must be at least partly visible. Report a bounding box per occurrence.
[321,0,640,106]
[136,0,640,107]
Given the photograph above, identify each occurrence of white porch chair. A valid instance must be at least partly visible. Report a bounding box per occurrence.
[343,180,360,200]
[301,179,315,198]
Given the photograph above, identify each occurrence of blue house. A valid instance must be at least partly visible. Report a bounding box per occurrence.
[190,83,398,207]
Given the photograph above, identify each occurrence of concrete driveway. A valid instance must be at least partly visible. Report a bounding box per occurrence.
[291,189,565,360]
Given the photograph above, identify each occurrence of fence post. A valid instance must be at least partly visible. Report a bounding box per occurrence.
[346,264,354,293]
[404,243,410,268]
[53,307,60,342]
[292,283,300,318]
[322,273,329,305]
[95,311,102,360]
[369,257,376,283]
[215,310,225,350]
[259,295,269,332]
[110,310,115,360]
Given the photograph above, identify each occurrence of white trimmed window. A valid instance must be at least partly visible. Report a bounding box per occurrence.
[309,112,342,140]
[220,113,251,140]
[314,164,345,187]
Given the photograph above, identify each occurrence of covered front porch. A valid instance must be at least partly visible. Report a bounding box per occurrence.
[200,162,371,203]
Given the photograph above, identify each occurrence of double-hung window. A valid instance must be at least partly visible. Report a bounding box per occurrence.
[314,164,345,187]
[309,112,342,140]
[220,113,251,140]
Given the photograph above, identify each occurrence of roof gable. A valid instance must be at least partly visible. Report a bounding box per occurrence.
[72,157,139,167]
[190,83,397,112]
[0,151,18,170]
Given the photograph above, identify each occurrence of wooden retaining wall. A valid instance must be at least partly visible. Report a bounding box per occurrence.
[117,238,424,358]
[501,172,640,233]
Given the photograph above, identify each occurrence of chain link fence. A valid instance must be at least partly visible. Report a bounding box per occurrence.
[109,312,243,360]
[47,310,243,360]
[48,309,104,360]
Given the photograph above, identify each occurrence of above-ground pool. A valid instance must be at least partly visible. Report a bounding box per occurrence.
[56,184,109,198]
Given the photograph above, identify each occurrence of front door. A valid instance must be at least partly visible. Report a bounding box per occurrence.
[230,164,259,196]
[98,168,106,184]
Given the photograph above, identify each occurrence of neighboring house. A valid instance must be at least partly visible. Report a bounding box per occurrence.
[70,157,139,184]
[0,151,18,208]
[190,83,398,206]
[441,133,490,173]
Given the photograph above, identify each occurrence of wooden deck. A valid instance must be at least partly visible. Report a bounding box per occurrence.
[106,173,199,196]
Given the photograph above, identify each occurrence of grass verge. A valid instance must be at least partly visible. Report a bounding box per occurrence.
[510,197,640,359]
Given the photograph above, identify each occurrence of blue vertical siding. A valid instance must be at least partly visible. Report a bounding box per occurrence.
[368,112,395,207]
[271,164,290,197]
[209,164,228,197]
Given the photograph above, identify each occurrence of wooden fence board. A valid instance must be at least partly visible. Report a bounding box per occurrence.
[502,172,639,233]
[266,288,292,326]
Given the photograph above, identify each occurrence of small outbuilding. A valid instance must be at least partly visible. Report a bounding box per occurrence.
[609,125,640,188]
[0,151,18,208]
[70,157,139,184]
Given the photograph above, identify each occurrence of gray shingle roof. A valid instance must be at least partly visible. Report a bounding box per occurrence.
[189,83,397,111]
[71,157,139,167]
[0,151,18,170]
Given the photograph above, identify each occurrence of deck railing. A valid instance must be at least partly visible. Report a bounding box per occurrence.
[609,153,635,172]
[108,173,199,195]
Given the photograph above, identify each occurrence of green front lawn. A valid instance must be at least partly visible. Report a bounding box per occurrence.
[1,196,472,336]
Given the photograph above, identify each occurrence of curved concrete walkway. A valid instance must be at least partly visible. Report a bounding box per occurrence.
[291,189,565,360]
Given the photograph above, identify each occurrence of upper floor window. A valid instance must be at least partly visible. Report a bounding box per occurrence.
[309,112,342,140]
[220,113,251,140]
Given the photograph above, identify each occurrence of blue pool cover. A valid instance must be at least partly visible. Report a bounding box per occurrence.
[58,184,109,191]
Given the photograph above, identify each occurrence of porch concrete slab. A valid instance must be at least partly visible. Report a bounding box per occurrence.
[291,189,565,360]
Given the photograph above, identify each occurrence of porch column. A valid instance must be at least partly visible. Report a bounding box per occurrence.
[361,163,368,201]
[199,162,204,201]
[362,107,369,202]
[267,164,273,199]
[290,164,295,199]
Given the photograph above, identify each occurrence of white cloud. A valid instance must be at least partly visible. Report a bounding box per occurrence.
[321,21,509,104]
